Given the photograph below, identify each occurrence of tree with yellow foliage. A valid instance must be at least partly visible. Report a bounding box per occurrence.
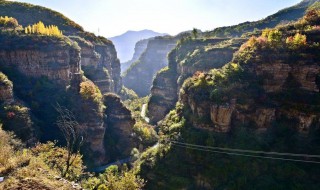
[24,21,63,37]
[0,16,19,28]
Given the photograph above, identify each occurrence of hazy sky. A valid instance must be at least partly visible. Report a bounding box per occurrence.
[13,0,301,37]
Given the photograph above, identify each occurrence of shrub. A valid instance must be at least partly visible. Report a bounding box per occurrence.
[303,9,320,26]
[82,165,145,190]
[286,33,307,50]
[261,28,283,47]
[133,121,158,144]
[79,80,102,103]
[0,72,13,87]
[0,16,19,28]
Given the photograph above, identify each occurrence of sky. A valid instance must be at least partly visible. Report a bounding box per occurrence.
[13,0,301,38]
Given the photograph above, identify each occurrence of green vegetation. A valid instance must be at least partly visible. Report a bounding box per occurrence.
[119,86,139,100]
[0,126,144,189]
[82,165,145,190]
[0,127,83,189]
[136,7,320,189]
[286,33,307,50]
[80,80,103,104]
[123,96,158,145]
[205,0,315,38]
[24,21,63,37]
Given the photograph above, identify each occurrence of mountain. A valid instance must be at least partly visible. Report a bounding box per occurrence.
[136,1,320,189]
[148,0,318,124]
[110,29,167,63]
[0,0,142,169]
[207,0,319,37]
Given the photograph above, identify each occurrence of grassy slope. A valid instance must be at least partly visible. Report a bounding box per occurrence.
[0,0,83,34]
[208,0,318,37]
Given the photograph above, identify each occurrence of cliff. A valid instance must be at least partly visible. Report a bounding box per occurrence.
[147,38,246,124]
[121,38,149,74]
[138,7,320,190]
[123,36,178,96]
[104,93,136,161]
[0,16,122,167]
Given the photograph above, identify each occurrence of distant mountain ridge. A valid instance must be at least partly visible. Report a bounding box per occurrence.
[110,29,167,63]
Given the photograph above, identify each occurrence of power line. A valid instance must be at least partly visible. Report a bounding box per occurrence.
[171,143,320,164]
[170,140,320,158]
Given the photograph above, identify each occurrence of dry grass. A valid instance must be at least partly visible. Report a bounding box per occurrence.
[0,126,78,190]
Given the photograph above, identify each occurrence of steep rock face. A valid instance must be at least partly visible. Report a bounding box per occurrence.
[104,93,136,160]
[148,67,178,124]
[0,40,80,86]
[121,39,149,74]
[181,28,320,133]
[0,34,110,166]
[148,38,245,124]
[123,36,178,96]
[72,37,122,94]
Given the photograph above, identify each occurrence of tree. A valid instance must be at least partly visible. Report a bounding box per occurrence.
[55,104,85,178]
[24,21,63,37]
[192,28,198,39]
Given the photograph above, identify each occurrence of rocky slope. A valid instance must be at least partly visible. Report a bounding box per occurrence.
[71,36,122,94]
[123,36,179,96]
[138,7,320,189]
[104,93,136,161]
[147,38,246,124]
[147,0,318,125]
[0,2,133,167]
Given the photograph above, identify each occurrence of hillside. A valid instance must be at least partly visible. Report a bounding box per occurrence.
[110,29,167,63]
[0,1,144,170]
[0,0,83,34]
[137,6,320,189]
[207,0,318,37]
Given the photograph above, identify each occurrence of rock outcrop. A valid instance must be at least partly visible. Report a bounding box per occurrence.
[148,38,245,124]
[104,93,136,160]
[0,36,80,86]
[180,27,320,133]
[71,37,122,94]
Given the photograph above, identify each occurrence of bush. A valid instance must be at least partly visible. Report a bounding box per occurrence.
[0,72,13,87]
[0,16,19,28]
[79,80,102,103]
[82,165,145,190]
[303,9,320,26]
[286,33,307,50]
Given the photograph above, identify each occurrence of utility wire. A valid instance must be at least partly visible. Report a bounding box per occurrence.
[171,143,320,164]
[170,140,320,158]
